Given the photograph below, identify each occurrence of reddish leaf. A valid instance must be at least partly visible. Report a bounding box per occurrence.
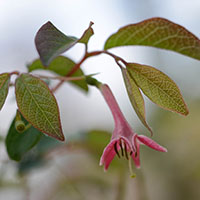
[15,73,65,141]
[105,17,200,60]
[0,73,10,110]
[121,68,153,135]
[79,21,94,44]
[35,21,78,66]
[35,22,94,66]
[127,63,189,116]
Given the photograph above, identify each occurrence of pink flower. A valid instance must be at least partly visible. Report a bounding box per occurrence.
[99,84,167,171]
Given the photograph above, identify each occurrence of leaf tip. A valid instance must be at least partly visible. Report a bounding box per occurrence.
[57,134,65,142]
[148,127,154,137]
[182,107,189,116]
[89,21,94,26]
[174,99,189,116]
[46,21,53,25]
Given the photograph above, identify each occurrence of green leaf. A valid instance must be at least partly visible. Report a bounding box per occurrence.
[35,134,61,154]
[105,17,200,61]
[15,73,65,141]
[6,116,41,161]
[121,68,153,135]
[18,134,62,174]
[28,56,88,91]
[35,21,78,66]
[127,63,189,115]
[86,130,111,157]
[0,73,10,110]
[78,22,94,44]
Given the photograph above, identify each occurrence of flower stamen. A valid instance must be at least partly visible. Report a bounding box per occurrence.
[124,143,129,160]
[119,139,124,157]
[114,142,120,158]
[128,158,136,178]
[98,84,167,171]
[135,151,138,157]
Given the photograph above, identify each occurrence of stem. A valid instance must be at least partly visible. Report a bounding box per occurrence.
[51,54,88,93]
[84,43,88,55]
[99,84,128,126]
[9,71,20,76]
[36,75,86,81]
[103,51,128,66]
[24,123,32,131]
[51,50,127,93]
[87,50,127,68]
[129,159,136,178]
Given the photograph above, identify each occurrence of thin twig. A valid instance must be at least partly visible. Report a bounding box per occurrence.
[36,75,85,81]
[51,50,127,93]
[51,55,88,93]
[9,71,20,76]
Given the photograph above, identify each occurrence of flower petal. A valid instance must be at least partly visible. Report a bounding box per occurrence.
[132,136,140,168]
[99,139,118,171]
[100,84,128,127]
[137,135,167,152]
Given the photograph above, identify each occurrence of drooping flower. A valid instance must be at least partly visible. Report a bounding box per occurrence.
[99,84,167,171]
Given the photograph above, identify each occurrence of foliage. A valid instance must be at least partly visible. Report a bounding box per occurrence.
[6,114,42,161]
[1,17,199,173]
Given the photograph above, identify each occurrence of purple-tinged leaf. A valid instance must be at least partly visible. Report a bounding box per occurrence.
[0,73,10,110]
[35,22,94,67]
[15,73,64,141]
[28,56,88,92]
[35,21,78,66]
[105,17,200,61]
[121,68,153,135]
[127,63,189,116]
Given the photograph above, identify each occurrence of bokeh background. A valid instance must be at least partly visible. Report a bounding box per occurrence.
[0,0,200,199]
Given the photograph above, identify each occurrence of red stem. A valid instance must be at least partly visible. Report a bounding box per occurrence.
[9,71,20,76]
[51,55,88,93]
[51,50,127,93]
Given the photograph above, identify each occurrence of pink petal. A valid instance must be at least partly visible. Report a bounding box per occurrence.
[103,150,116,171]
[100,84,127,126]
[132,153,140,169]
[99,140,117,171]
[137,135,167,152]
[132,136,140,168]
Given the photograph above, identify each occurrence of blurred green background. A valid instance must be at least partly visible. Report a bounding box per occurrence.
[0,0,200,199]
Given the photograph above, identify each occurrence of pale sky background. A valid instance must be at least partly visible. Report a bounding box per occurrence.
[1,1,200,199]
[0,0,200,138]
